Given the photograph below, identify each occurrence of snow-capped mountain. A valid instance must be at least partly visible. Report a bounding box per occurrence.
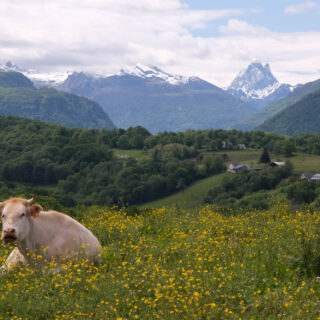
[1,60,302,132]
[228,62,293,108]
[1,61,207,89]
[59,63,220,95]
[0,61,70,87]
[118,64,191,85]
[58,64,250,132]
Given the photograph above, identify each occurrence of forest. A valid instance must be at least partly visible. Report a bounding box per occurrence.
[0,116,320,209]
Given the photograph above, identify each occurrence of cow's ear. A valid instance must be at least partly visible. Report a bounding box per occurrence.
[30,204,42,218]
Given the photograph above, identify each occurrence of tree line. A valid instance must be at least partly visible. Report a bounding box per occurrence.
[1,116,320,208]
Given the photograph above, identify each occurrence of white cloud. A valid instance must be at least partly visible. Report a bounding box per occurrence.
[216,19,320,86]
[0,0,241,71]
[284,1,317,15]
[219,19,269,36]
[0,1,319,87]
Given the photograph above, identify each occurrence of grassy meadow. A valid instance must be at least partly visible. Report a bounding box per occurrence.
[1,205,320,319]
[211,149,320,173]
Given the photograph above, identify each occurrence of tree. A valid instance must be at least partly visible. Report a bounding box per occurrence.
[259,148,271,164]
[283,140,296,157]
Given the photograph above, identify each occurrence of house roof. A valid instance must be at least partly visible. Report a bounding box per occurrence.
[301,172,314,178]
[229,163,247,169]
[271,161,286,166]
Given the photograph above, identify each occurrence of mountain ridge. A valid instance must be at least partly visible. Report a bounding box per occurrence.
[58,65,250,132]
[0,70,115,129]
[257,89,320,135]
[5,60,317,133]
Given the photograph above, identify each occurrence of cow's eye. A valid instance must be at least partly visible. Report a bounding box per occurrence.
[20,213,25,217]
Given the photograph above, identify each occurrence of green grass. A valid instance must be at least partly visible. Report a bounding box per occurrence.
[141,173,227,208]
[112,149,148,160]
[289,153,320,173]
[2,206,320,319]
[209,149,261,164]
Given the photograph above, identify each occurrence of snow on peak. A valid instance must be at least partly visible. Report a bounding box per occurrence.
[118,64,190,85]
[229,62,280,100]
[25,70,72,86]
[0,61,197,87]
[0,61,71,86]
[0,61,22,72]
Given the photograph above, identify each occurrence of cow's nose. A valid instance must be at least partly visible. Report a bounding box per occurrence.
[4,228,15,235]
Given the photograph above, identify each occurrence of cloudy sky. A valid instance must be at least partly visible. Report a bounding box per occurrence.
[0,0,320,86]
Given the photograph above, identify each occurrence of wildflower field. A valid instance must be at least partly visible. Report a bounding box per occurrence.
[1,206,320,319]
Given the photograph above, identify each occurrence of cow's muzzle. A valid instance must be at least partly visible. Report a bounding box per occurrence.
[2,229,17,244]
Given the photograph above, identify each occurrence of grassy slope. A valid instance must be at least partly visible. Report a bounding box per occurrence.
[1,206,320,319]
[142,173,227,209]
[143,150,320,208]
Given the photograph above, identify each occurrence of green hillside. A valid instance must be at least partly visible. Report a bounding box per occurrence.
[245,78,320,129]
[0,117,229,207]
[0,87,115,129]
[0,70,115,129]
[2,118,320,210]
[258,89,320,135]
[142,173,227,208]
[265,79,320,116]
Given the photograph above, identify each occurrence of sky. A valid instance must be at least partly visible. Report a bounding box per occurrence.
[0,0,320,87]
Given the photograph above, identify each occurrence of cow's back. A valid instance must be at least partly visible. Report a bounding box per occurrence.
[32,211,102,262]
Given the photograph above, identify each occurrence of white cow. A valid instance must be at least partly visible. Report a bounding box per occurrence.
[0,197,102,271]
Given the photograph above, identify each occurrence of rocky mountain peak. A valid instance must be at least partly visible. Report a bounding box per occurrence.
[228,62,283,100]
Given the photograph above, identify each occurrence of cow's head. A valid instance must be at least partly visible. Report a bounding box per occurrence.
[0,198,42,244]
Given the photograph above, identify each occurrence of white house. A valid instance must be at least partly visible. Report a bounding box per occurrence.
[238,144,247,150]
[310,174,320,182]
[301,172,314,180]
[300,173,320,182]
[228,163,250,174]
